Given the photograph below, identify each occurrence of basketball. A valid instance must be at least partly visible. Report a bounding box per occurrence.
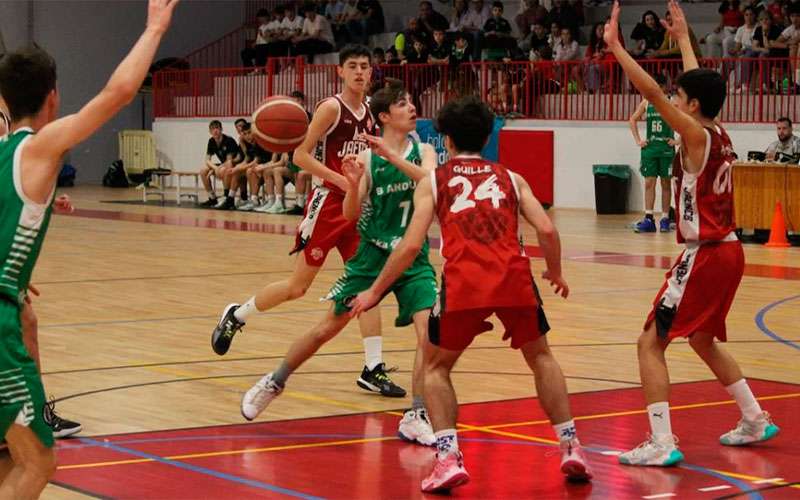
[251,95,309,153]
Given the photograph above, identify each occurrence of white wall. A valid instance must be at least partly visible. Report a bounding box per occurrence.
[155,117,776,210]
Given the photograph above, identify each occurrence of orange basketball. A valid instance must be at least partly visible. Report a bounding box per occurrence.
[251,95,309,153]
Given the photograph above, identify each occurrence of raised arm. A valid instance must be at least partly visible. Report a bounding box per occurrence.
[22,0,178,203]
[348,175,435,315]
[661,0,698,71]
[629,99,648,147]
[293,98,348,192]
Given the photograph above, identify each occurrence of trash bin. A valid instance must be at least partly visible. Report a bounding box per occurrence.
[593,164,631,214]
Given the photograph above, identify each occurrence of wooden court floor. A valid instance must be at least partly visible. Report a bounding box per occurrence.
[31,186,798,499]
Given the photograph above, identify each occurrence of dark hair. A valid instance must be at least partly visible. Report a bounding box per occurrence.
[434,96,494,153]
[256,8,270,17]
[209,120,222,129]
[419,0,433,7]
[589,22,606,50]
[777,116,792,126]
[234,118,248,126]
[492,1,504,10]
[654,73,668,86]
[676,68,725,119]
[290,90,305,100]
[454,31,468,41]
[373,47,385,56]
[0,47,57,122]
[339,44,372,65]
[241,122,252,131]
[369,81,408,127]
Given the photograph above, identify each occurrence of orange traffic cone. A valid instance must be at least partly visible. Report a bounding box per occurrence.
[765,201,791,248]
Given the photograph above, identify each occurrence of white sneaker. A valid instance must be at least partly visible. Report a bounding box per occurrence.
[241,373,283,421]
[398,408,436,446]
[560,438,593,480]
[720,412,780,446]
[618,434,684,466]
[214,197,228,208]
[254,200,275,213]
[238,200,257,211]
[266,201,287,214]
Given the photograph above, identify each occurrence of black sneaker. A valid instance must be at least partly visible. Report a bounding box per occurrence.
[357,363,406,397]
[216,197,236,210]
[212,303,245,355]
[43,397,82,438]
[200,197,218,207]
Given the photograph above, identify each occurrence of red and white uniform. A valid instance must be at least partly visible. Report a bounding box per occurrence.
[430,156,549,350]
[646,125,744,341]
[292,95,375,266]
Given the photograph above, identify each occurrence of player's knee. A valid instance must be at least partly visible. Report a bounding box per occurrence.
[636,331,659,353]
[286,283,308,300]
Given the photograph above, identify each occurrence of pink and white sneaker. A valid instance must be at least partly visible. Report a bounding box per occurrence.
[420,452,470,493]
[560,438,593,481]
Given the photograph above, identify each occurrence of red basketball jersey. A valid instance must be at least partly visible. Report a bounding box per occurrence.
[673,125,737,243]
[433,157,538,311]
[320,95,374,194]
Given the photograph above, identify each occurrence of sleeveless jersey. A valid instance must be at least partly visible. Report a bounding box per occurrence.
[433,157,537,311]
[358,140,425,251]
[673,125,737,244]
[0,129,54,306]
[643,102,675,158]
[321,95,374,194]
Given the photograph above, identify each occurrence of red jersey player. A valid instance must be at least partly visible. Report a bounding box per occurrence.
[211,45,406,399]
[350,96,593,492]
[605,0,779,467]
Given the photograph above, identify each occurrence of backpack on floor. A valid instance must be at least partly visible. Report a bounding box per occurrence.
[102,160,130,188]
[57,163,76,187]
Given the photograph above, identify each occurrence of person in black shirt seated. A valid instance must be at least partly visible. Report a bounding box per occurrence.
[629,10,665,58]
[217,122,266,211]
[200,120,240,207]
[483,1,516,59]
[428,29,451,62]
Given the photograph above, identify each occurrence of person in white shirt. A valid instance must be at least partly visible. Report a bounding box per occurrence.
[269,6,304,57]
[241,9,272,67]
[775,5,800,82]
[461,0,491,59]
[293,7,335,62]
[730,6,758,92]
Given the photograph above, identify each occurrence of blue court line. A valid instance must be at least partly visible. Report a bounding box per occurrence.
[754,294,800,351]
[79,437,324,500]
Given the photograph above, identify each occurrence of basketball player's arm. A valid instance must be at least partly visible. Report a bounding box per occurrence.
[662,0,698,71]
[604,1,706,171]
[342,151,369,221]
[293,99,349,192]
[515,173,568,298]
[349,177,435,316]
[21,0,179,204]
[629,99,648,147]
[362,137,436,180]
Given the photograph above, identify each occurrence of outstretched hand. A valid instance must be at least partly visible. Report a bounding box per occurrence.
[361,133,393,160]
[348,290,380,317]
[147,0,179,34]
[603,2,622,48]
[542,269,570,298]
[662,0,689,40]
[342,154,365,189]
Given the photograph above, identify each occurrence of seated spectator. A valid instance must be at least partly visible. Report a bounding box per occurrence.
[775,3,800,82]
[347,0,385,45]
[396,17,430,58]
[584,22,611,92]
[386,46,403,64]
[553,27,581,90]
[418,1,450,39]
[629,10,665,58]
[649,9,702,59]
[269,6,304,58]
[449,32,478,96]
[328,0,348,46]
[483,1,516,60]
[222,122,268,211]
[325,0,344,20]
[516,0,549,41]
[292,5,335,62]
[429,29,451,62]
[450,0,470,32]
[241,9,273,68]
[462,0,491,59]
[527,21,553,60]
[752,10,789,90]
[549,0,580,42]
[340,0,361,43]
[705,0,744,58]
[200,120,239,207]
[548,21,562,50]
[405,36,430,63]
[731,6,758,92]
[251,152,289,212]
[766,117,800,160]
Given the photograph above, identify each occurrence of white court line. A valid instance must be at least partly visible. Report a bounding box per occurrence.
[600,450,622,456]
[642,494,677,499]
[698,485,732,492]
[753,477,783,484]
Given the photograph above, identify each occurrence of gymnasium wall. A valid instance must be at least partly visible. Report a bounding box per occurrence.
[153,118,776,210]
[6,0,248,184]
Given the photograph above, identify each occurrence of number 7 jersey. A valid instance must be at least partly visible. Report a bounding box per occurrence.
[432,156,538,311]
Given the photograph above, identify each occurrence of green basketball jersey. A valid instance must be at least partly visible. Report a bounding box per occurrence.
[643,102,675,158]
[358,140,427,251]
[0,129,54,306]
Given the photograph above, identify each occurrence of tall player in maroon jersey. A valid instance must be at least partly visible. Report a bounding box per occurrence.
[211,45,406,399]
[350,96,593,492]
[605,1,779,467]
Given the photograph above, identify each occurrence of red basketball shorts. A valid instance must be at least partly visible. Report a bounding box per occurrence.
[291,186,359,267]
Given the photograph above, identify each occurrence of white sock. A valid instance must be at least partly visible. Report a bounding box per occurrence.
[276,194,284,205]
[434,429,458,456]
[552,419,577,443]
[645,209,653,215]
[234,296,258,323]
[725,379,762,421]
[647,402,673,442]
[363,336,382,370]
[250,195,259,203]
[298,194,306,206]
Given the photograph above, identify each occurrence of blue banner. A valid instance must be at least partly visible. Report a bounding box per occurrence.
[415,117,504,164]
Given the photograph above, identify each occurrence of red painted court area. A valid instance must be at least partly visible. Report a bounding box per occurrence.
[53,380,799,499]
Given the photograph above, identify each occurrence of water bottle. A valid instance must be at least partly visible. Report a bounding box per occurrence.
[782,76,789,94]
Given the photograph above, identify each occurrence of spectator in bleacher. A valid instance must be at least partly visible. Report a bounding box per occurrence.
[548,21,562,49]
[527,21,553,59]
[629,10,665,58]
[223,122,266,211]
[752,11,787,56]
[292,5,335,62]
[387,46,403,63]
[429,29,452,62]
[553,26,580,60]
[325,0,344,20]
[370,47,386,94]
[766,117,800,159]
[705,0,744,58]
[405,36,430,63]
[450,0,470,32]
[765,0,784,27]
[418,1,451,39]
[483,1,516,60]
[241,9,273,68]
[347,0,385,45]
[731,6,758,93]
[339,0,361,43]
[200,120,239,207]
[267,6,303,58]
[449,32,478,96]
[462,0,491,59]
[549,0,581,41]
[649,9,702,59]
[327,0,348,46]
[775,3,800,82]
[584,22,611,92]
[515,0,549,40]
[396,17,431,58]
